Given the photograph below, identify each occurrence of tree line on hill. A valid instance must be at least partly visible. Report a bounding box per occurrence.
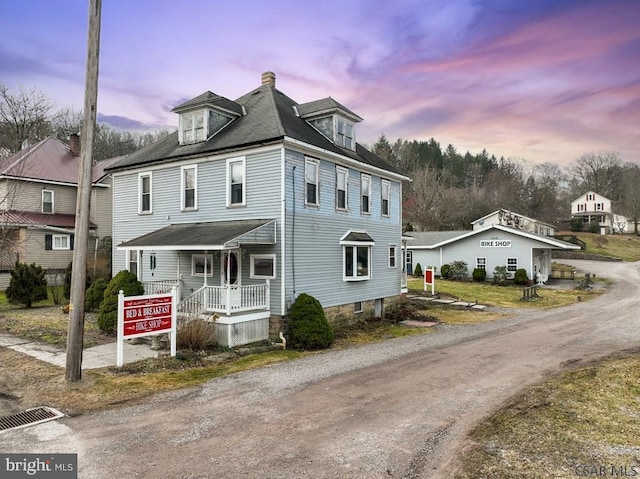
[0,83,170,162]
[370,135,640,233]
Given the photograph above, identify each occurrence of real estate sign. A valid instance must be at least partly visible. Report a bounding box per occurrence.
[117,289,177,367]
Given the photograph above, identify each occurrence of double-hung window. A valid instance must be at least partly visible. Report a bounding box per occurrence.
[388,245,397,268]
[305,158,319,206]
[341,231,374,281]
[128,250,139,278]
[192,254,214,277]
[138,173,152,214]
[336,166,348,210]
[361,174,371,214]
[181,165,197,210]
[381,179,390,217]
[507,257,518,273]
[227,157,245,206]
[42,190,54,214]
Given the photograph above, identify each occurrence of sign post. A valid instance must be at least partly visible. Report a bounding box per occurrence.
[117,287,177,367]
[424,267,435,295]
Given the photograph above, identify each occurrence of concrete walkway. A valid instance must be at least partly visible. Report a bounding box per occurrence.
[0,334,160,369]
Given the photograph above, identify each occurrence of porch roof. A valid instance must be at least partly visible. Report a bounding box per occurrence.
[117,219,276,251]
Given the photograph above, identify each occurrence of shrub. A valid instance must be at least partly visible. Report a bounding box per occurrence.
[177,317,217,350]
[472,268,487,282]
[493,266,508,284]
[85,278,107,312]
[570,217,584,232]
[97,270,144,333]
[440,263,451,279]
[413,263,423,278]
[514,268,529,285]
[449,260,469,280]
[589,221,600,234]
[6,262,48,307]
[287,293,334,350]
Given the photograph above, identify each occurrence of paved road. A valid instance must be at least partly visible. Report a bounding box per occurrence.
[2,260,639,479]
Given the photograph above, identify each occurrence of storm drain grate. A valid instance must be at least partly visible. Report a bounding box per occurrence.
[0,406,65,433]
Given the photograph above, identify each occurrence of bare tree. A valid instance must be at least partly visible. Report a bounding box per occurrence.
[571,151,622,200]
[0,84,53,153]
[619,163,640,234]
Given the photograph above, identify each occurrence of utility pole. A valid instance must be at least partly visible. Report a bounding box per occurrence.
[66,0,102,382]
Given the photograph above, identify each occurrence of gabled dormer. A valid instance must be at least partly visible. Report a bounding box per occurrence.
[172,91,244,145]
[296,98,363,151]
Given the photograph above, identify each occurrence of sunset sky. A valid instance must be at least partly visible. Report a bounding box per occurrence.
[1,0,638,166]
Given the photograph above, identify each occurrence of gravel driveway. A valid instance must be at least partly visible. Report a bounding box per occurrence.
[2,259,639,479]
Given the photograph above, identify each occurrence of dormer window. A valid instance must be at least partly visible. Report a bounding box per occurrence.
[173,91,243,146]
[297,97,362,152]
[336,118,354,149]
[181,112,205,144]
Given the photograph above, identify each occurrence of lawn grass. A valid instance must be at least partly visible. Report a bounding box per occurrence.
[454,353,640,478]
[407,278,598,309]
[568,231,640,262]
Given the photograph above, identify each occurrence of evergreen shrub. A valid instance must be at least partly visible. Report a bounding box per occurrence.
[97,270,144,332]
[514,268,529,285]
[472,268,487,282]
[85,277,108,312]
[6,262,48,307]
[440,263,451,279]
[413,263,423,278]
[287,293,334,350]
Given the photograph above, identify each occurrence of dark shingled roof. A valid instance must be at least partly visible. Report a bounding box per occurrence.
[107,83,405,177]
[0,210,96,229]
[171,91,243,116]
[296,97,363,122]
[118,219,275,250]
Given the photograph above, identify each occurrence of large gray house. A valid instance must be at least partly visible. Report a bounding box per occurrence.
[108,72,409,346]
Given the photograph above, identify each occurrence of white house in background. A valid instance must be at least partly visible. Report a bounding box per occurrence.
[570,191,631,234]
[471,209,555,236]
[405,224,580,282]
[107,72,409,347]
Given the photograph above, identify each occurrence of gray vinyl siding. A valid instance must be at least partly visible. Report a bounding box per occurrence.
[91,181,112,241]
[112,147,283,311]
[19,228,96,270]
[283,148,402,310]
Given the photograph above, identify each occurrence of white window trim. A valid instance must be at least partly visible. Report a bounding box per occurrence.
[226,157,246,207]
[388,244,397,268]
[305,157,320,206]
[128,250,140,277]
[335,117,355,150]
[42,189,54,214]
[381,179,391,217]
[336,165,348,211]
[180,111,206,144]
[192,254,214,277]
[361,174,371,215]
[250,254,276,279]
[343,245,372,281]
[181,164,198,211]
[138,172,152,214]
[52,234,70,250]
[354,301,363,314]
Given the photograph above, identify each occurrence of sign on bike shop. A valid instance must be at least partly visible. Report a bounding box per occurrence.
[480,239,512,248]
[116,288,177,366]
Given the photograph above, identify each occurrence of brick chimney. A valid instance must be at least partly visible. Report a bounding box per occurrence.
[69,133,81,156]
[261,71,276,87]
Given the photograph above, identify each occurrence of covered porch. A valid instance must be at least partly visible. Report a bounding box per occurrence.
[118,219,277,346]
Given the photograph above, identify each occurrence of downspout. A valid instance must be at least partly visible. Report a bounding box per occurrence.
[280,148,286,316]
[291,165,296,302]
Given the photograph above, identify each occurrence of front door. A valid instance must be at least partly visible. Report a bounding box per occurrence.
[221,250,241,308]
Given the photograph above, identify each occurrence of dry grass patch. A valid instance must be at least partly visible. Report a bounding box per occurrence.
[428,306,510,325]
[454,352,640,478]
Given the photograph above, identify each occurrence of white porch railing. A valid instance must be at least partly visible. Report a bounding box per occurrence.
[143,279,180,295]
[178,281,270,317]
